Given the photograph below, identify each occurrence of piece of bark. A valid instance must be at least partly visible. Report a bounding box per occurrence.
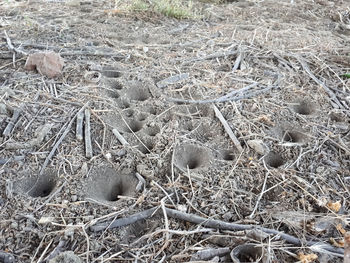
[112,128,129,146]
[84,109,93,158]
[3,108,21,136]
[76,111,84,141]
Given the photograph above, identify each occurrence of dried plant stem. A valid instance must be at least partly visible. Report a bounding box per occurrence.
[213,104,243,152]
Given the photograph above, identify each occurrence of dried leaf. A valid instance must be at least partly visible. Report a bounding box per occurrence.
[298,252,318,263]
[336,224,346,235]
[330,237,344,248]
[326,200,341,212]
[38,216,55,224]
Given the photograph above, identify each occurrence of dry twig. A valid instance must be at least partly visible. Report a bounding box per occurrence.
[84,108,93,158]
[213,104,243,152]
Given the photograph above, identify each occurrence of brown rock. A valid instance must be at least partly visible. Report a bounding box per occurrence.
[24,51,64,78]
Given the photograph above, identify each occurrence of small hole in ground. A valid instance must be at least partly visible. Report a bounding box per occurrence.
[175,144,211,171]
[264,152,284,168]
[123,109,134,117]
[102,70,122,78]
[125,120,144,133]
[125,87,151,101]
[232,245,263,263]
[292,100,314,115]
[28,173,57,198]
[219,150,236,161]
[186,158,200,169]
[107,90,120,99]
[88,167,137,202]
[105,182,124,201]
[282,130,305,143]
[117,99,130,109]
[138,141,154,154]
[144,126,160,136]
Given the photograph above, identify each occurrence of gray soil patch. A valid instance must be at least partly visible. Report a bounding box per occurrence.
[174,143,212,170]
[290,99,316,115]
[85,166,137,202]
[14,169,58,198]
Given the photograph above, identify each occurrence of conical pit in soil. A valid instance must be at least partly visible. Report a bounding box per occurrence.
[14,169,58,198]
[86,166,137,202]
[125,86,151,101]
[290,99,315,115]
[101,67,122,78]
[174,144,211,171]
[217,149,236,161]
[281,130,307,143]
[230,244,265,263]
[264,152,285,168]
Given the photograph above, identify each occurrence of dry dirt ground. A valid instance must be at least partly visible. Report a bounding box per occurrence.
[1,0,350,262]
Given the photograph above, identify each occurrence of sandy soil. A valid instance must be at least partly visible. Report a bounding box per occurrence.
[0,0,350,262]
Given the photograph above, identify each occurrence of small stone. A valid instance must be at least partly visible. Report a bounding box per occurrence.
[25,51,64,78]
[105,152,112,160]
[116,149,126,157]
[247,139,267,155]
[10,222,18,229]
[64,227,75,239]
[49,251,81,263]
[71,195,78,202]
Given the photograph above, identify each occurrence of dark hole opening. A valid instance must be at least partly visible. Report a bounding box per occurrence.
[102,70,122,78]
[127,121,143,133]
[265,152,284,168]
[29,180,56,198]
[186,158,200,169]
[106,183,123,201]
[292,101,313,115]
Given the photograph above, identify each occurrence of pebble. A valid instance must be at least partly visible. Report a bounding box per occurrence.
[71,195,78,202]
[10,222,18,229]
[116,149,126,157]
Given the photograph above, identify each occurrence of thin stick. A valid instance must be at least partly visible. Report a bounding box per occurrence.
[35,239,53,263]
[90,207,344,256]
[182,49,238,65]
[3,108,21,136]
[84,109,93,158]
[3,30,27,56]
[112,128,129,145]
[89,207,158,232]
[213,104,243,152]
[40,104,87,175]
[249,161,270,219]
[232,51,242,71]
[167,85,272,104]
[155,198,170,258]
[156,73,189,88]
[0,155,25,165]
[296,56,344,110]
[76,111,84,141]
